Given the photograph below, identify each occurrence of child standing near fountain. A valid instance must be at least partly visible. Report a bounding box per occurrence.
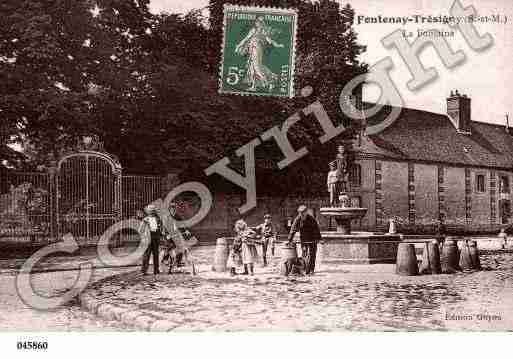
[255,214,276,266]
[228,219,258,275]
[227,234,243,276]
[327,162,339,205]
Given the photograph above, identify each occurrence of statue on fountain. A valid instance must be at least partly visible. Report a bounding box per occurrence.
[327,162,339,206]
[317,109,400,264]
[328,140,356,206]
[322,137,367,234]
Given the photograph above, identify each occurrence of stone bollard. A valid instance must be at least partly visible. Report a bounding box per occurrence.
[212,237,230,272]
[498,229,507,249]
[419,240,442,275]
[441,238,460,273]
[459,240,481,271]
[387,218,397,235]
[280,242,298,276]
[396,243,419,276]
[468,240,481,270]
[459,240,474,271]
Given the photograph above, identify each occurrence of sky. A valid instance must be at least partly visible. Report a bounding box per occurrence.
[150,0,513,126]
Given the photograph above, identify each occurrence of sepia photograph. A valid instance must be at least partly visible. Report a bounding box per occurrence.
[0,0,512,355]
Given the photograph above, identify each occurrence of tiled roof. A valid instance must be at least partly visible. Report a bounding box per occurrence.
[361,105,513,169]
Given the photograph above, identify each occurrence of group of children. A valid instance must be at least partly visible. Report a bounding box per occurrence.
[227,214,276,276]
[137,203,277,276]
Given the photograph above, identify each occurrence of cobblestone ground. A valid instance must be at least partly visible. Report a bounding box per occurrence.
[0,248,137,331]
[86,246,513,331]
[0,268,138,331]
[0,246,138,272]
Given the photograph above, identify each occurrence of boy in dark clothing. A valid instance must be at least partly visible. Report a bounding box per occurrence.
[140,204,164,275]
[255,214,276,266]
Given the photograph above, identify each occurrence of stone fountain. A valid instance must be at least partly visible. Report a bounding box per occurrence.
[319,139,400,264]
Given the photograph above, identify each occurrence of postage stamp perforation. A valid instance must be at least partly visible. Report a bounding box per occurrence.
[219,4,298,98]
[223,4,299,15]
[218,3,230,98]
[290,6,298,99]
[217,89,293,98]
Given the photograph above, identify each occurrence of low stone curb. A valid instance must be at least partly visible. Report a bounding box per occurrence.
[78,292,176,331]
[149,320,179,332]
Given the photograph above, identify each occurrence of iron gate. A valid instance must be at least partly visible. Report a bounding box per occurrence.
[1,139,165,245]
[122,175,164,219]
[57,151,122,244]
[0,171,53,241]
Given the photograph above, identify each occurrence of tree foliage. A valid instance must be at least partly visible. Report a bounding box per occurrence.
[1,0,367,193]
[0,0,152,169]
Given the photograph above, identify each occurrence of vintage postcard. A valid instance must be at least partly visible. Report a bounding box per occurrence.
[1,0,513,355]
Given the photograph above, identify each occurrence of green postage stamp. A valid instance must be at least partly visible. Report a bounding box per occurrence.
[219,5,298,98]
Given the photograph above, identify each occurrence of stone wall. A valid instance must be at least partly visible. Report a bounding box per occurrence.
[188,194,330,241]
[357,159,376,230]
[444,167,467,225]
[381,161,409,224]
[414,164,439,225]
[354,159,508,234]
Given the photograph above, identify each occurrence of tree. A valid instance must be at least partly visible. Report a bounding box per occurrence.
[1,0,368,196]
[0,0,153,169]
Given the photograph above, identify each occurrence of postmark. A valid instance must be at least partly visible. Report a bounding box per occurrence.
[219,5,298,98]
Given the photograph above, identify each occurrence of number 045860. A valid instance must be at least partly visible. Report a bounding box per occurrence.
[17,341,48,350]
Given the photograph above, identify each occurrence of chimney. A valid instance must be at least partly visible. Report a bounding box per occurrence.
[506,114,510,134]
[446,90,471,134]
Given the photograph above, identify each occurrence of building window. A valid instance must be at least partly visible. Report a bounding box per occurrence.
[499,176,510,194]
[349,164,361,187]
[475,174,485,193]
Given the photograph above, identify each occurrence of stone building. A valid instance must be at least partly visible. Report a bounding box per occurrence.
[349,90,513,233]
[179,90,512,238]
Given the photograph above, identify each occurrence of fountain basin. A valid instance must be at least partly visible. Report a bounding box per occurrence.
[319,207,368,218]
[320,232,400,264]
[320,207,368,234]
[319,207,400,264]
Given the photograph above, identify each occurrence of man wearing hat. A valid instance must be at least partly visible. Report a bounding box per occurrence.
[140,204,164,275]
[287,205,322,275]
